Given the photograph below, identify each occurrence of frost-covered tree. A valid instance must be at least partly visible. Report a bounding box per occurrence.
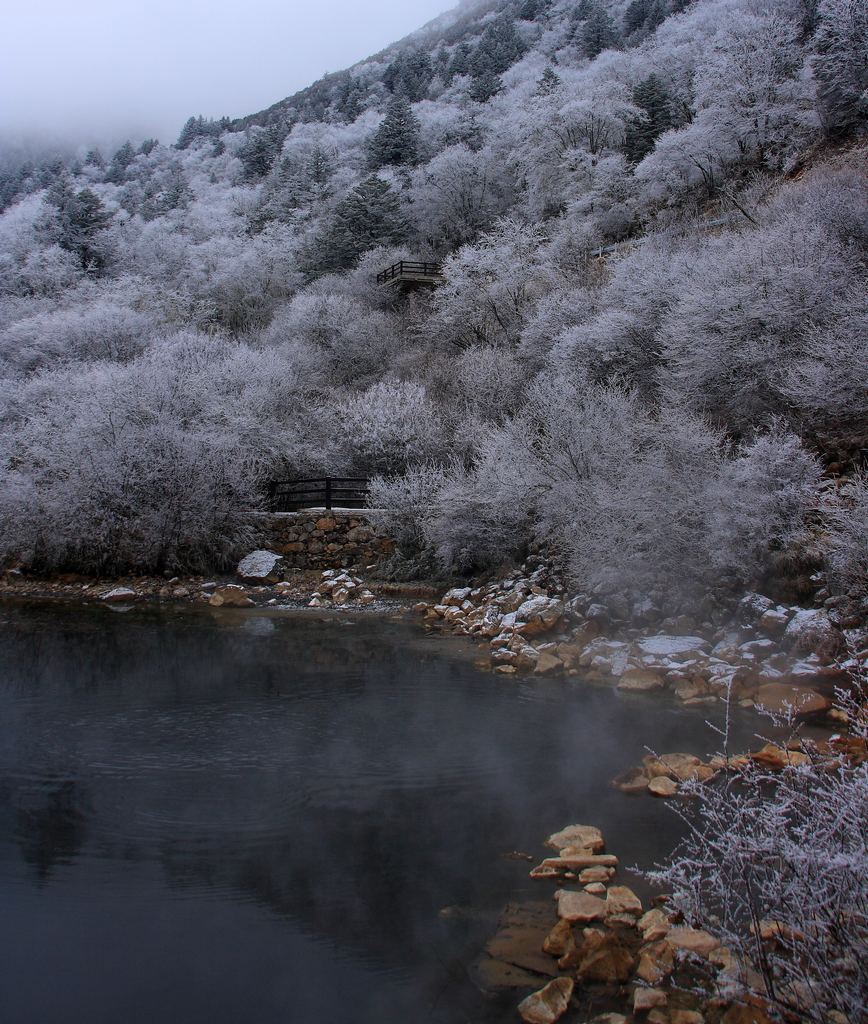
[812,0,868,136]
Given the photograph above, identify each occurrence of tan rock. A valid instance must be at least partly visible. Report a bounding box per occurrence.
[517,977,574,1024]
[644,752,703,781]
[648,776,678,797]
[668,926,720,957]
[671,1012,704,1024]
[585,882,607,894]
[575,928,636,983]
[555,889,607,923]
[617,669,666,692]
[537,855,618,874]
[638,909,671,942]
[545,825,604,853]
[613,766,651,794]
[636,939,675,984]
[211,585,254,608]
[750,743,810,770]
[515,596,565,637]
[542,919,573,957]
[590,1016,628,1024]
[634,987,668,1013]
[753,683,831,719]
[606,885,643,917]
[578,866,612,884]
[535,651,564,674]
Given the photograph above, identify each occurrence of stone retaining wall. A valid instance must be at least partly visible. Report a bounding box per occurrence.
[265,510,393,570]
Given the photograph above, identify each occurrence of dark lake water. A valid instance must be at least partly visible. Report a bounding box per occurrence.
[0,601,761,1024]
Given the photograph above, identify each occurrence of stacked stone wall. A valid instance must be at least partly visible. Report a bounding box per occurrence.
[265,511,393,570]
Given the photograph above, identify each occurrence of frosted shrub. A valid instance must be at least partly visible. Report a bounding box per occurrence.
[648,694,868,1023]
[334,380,449,474]
[826,472,868,597]
[377,374,821,588]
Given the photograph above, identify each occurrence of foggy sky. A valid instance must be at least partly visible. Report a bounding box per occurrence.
[0,0,453,147]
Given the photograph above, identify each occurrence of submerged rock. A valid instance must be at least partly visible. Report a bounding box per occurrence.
[753,683,831,719]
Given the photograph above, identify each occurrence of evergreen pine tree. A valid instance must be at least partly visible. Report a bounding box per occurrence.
[105,141,136,184]
[48,181,112,271]
[624,73,674,162]
[315,175,408,272]
[581,5,622,58]
[471,15,527,77]
[536,66,562,95]
[623,0,651,35]
[367,97,421,169]
[470,71,504,103]
[448,42,474,79]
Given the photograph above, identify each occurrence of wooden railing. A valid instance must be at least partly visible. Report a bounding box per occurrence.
[376,260,443,285]
[269,478,369,512]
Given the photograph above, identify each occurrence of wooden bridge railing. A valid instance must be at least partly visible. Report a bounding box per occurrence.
[376,260,443,285]
[269,478,370,512]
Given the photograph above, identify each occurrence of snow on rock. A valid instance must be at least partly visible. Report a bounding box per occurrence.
[783,608,842,654]
[236,550,285,583]
[637,635,709,657]
[515,595,565,636]
[101,587,137,602]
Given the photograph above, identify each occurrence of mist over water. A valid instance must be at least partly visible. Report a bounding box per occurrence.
[0,602,759,1023]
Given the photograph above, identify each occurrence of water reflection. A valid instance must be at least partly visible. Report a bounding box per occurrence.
[0,602,760,1024]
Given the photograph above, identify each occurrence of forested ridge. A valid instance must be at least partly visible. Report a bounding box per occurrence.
[0,0,865,596]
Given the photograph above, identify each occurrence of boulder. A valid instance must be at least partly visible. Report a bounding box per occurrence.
[617,669,666,692]
[667,927,720,957]
[749,743,810,770]
[579,866,612,884]
[542,919,574,957]
[580,639,631,675]
[613,767,651,795]
[517,977,574,1024]
[644,752,704,782]
[535,651,564,674]
[443,587,473,607]
[545,824,604,854]
[636,939,675,983]
[758,607,791,637]
[737,593,775,622]
[100,587,137,602]
[236,550,285,584]
[210,585,254,608]
[647,776,678,797]
[605,885,643,917]
[753,683,831,719]
[575,928,636,983]
[783,609,842,655]
[555,889,607,923]
[515,596,565,637]
[634,988,668,1014]
[638,909,671,942]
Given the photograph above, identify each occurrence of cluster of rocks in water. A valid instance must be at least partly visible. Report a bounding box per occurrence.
[417,559,866,723]
[612,737,867,799]
[480,823,787,1024]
